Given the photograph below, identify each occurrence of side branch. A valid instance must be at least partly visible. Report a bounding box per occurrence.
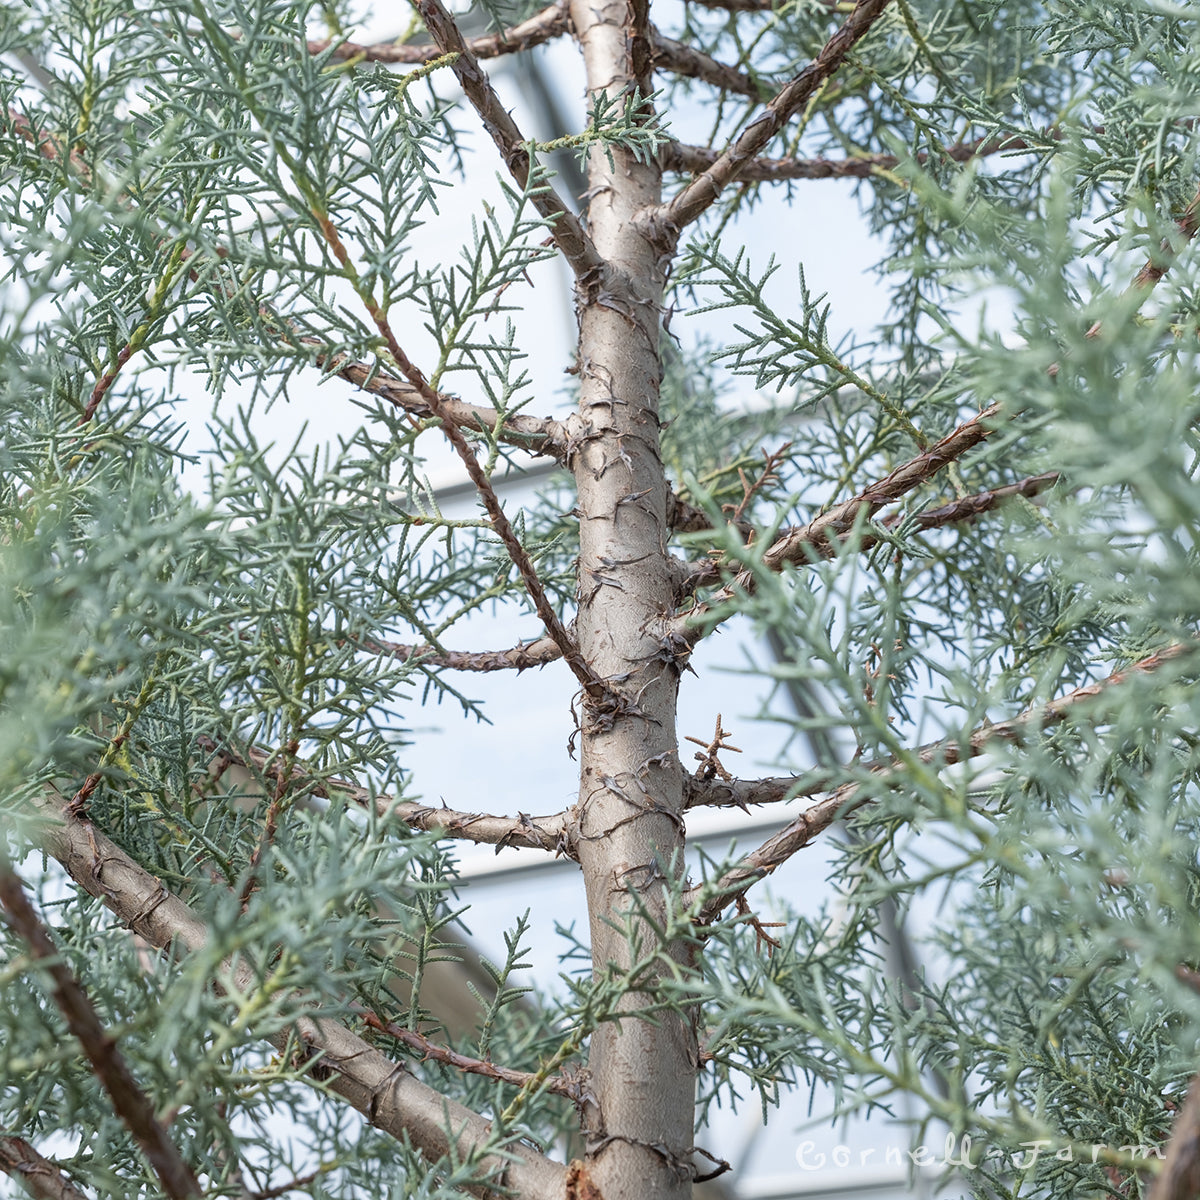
[310,213,601,697]
[656,0,895,234]
[688,643,1192,922]
[679,403,1001,615]
[0,1136,90,1200]
[676,470,1058,572]
[319,349,571,459]
[29,793,568,1200]
[308,1,569,63]
[685,0,846,10]
[650,31,762,98]
[762,403,1001,569]
[195,736,573,856]
[0,861,203,1200]
[362,631,564,672]
[662,132,1049,181]
[357,1007,581,1100]
[412,0,606,283]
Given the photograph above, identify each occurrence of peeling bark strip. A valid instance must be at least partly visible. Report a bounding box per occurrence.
[31,792,567,1200]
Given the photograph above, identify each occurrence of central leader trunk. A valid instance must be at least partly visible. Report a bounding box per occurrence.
[567,4,697,1198]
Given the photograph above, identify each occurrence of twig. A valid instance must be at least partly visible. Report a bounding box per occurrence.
[688,642,1194,922]
[685,0,847,10]
[29,790,568,1200]
[684,714,742,781]
[308,1,569,63]
[763,402,1001,568]
[239,738,300,909]
[673,468,1057,560]
[307,205,602,699]
[411,0,606,284]
[0,1137,90,1200]
[0,860,203,1199]
[1084,180,1200,339]
[194,736,573,856]
[655,0,896,236]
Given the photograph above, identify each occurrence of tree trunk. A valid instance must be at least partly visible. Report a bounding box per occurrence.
[568,6,697,1198]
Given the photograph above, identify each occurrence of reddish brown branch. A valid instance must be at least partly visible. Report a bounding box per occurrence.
[411,0,605,284]
[685,0,845,10]
[662,131,1050,181]
[688,642,1193,922]
[1133,182,1200,290]
[358,1007,581,1098]
[657,0,896,234]
[675,470,1058,570]
[875,470,1060,541]
[1147,1072,1200,1200]
[240,738,300,909]
[308,1,569,63]
[194,736,573,856]
[763,402,1002,569]
[0,1137,90,1200]
[679,403,1002,614]
[0,862,203,1200]
[1084,180,1200,340]
[651,31,763,97]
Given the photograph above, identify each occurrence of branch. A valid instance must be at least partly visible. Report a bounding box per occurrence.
[321,347,571,459]
[1147,1072,1200,1200]
[1133,180,1200,290]
[411,0,606,284]
[194,735,573,856]
[679,403,1001,612]
[307,209,602,700]
[357,1007,582,1100]
[684,0,846,10]
[650,30,763,98]
[0,1138,90,1200]
[655,0,895,234]
[688,642,1193,922]
[661,131,1050,181]
[675,469,1058,572]
[360,631,564,671]
[0,860,203,1200]
[307,1,569,63]
[29,793,568,1200]
[873,470,1059,543]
